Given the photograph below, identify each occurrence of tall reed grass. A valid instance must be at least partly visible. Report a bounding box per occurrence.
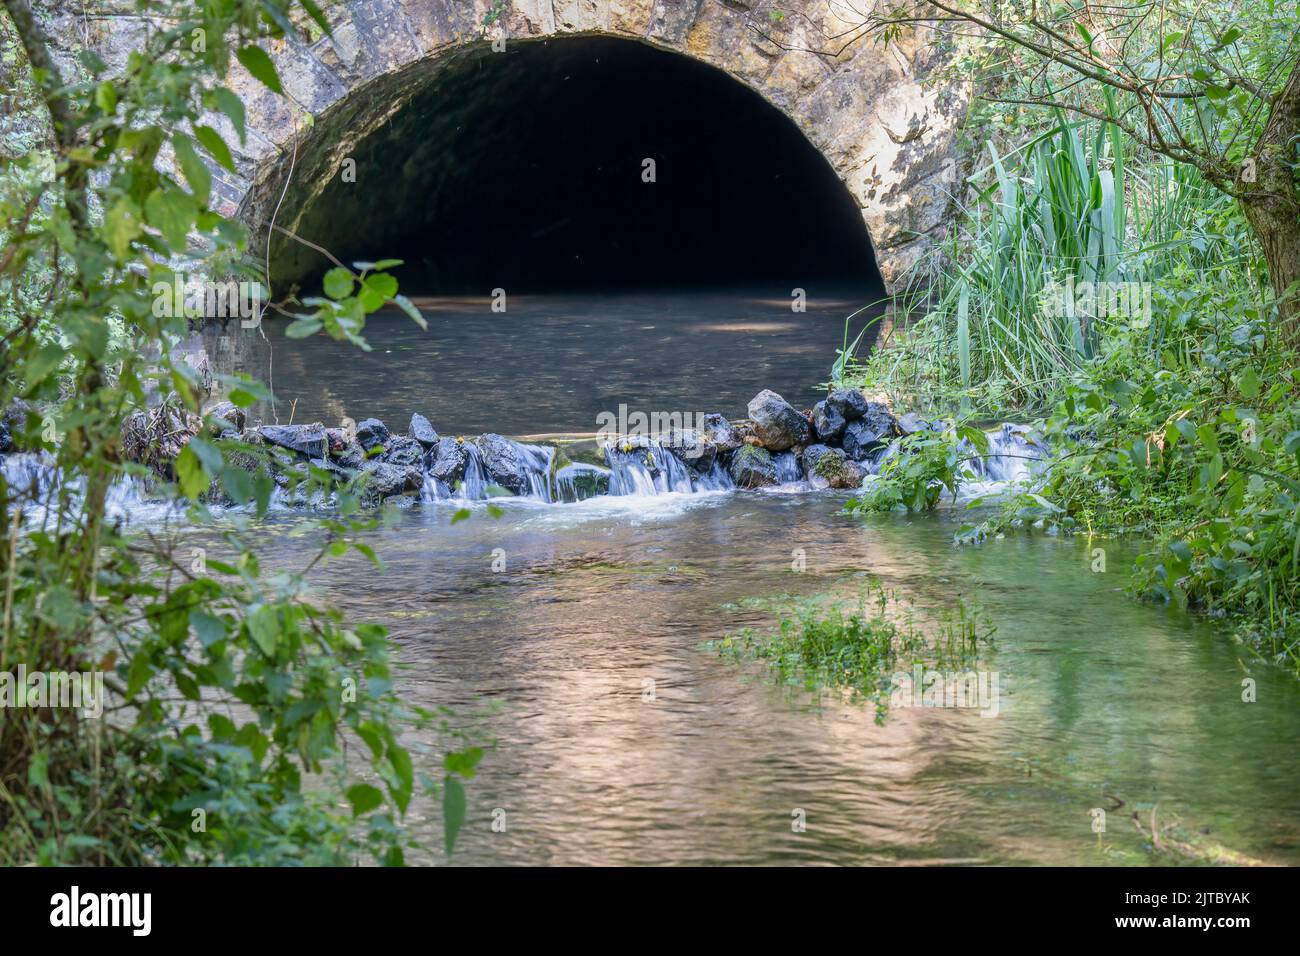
[846,99,1252,414]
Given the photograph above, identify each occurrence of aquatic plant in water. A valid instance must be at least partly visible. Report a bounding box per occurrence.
[711,583,995,723]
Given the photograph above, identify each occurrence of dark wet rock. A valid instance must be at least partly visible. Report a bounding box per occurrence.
[0,421,9,454]
[661,427,716,473]
[829,387,871,421]
[841,404,899,460]
[728,444,777,488]
[428,437,470,486]
[259,423,328,458]
[355,418,390,451]
[359,460,419,502]
[408,413,438,450]
[381,435,424,469]
[205,401,246,435]
[897,412,932,435]
[555,463,611,501]
[803,445,865,489]
[476,433,530,496]
[747,389,812,451]
[812,399,847,443]
[701,413,741,453]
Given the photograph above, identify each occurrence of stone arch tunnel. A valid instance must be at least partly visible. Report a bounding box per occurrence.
[264,35,882,297]
[215,0,968,297]
[47,0,969,430]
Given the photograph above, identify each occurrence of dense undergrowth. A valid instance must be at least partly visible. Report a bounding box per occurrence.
[841,89,1300,674]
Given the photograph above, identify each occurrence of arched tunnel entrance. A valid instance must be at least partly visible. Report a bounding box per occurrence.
[233,36,886,435]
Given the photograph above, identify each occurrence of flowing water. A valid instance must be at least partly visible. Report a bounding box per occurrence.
[203,288,881,435]
[17,290,1297,866]
[223,486,1300,866]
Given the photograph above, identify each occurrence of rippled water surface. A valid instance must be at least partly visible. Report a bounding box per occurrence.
[206,289,880,435]
[239,491,1300,866]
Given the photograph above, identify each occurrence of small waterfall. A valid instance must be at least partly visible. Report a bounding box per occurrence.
[604,438,696,496]
[692,460,735,492]
[773,451,803,484]
[2,452,157,523]
[514,442,556,502]
[459,443,491,500]
[555,462,612,503]
[966,424,1044,483]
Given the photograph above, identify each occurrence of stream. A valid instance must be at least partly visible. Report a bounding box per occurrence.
[18,291,1299,866]
[238,477,1300,866]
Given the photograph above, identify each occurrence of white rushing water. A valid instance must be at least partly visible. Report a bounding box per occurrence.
[1,423,1045,527]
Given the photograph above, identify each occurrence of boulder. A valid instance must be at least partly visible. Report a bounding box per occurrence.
[746,389,811,451]
[359,460,416,502]
[828,388,871,421]
[408,413,439,449]
[259,423,328,458]
[728,444,778,488]
[803,445,865,489]
[476,433,531,496]
[355,418,390,451]
[841,404,899,460]
[897,412,932,435]
[701,413,741,453]
[661,427,716,473]
[428,437,470,486]
[381,435,424,469]
[205,401,246,435]
[812,399,846,443]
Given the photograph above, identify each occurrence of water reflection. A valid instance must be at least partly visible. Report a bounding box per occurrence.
[239,491,1300,865]
[204,289,882,436]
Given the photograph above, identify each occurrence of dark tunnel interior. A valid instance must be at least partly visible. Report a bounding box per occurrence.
[275,36,883,297]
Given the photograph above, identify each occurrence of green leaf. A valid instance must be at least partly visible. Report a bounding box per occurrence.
[101,199,142,260]
[175,445,211,500]
[246,604,281,657]
[190,610,228,648]
[236,45,284,94]
[393,294,427,330]
[443,776,466,856]
[172,135,212,202]
[1238,367,1260,399]
[345,783,384,817]
[285,318,323,338]
[210,87,246,143]
[194,125,236,173]
[323,267,354,300]
[94,81,117,114]
[300,0,333,36]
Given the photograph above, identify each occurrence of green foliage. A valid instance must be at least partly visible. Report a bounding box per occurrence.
[844,109,1253,416]
[969,278,1300,670]
[845,422,989,514]
[711,584,995,723]
[0,0,468,865]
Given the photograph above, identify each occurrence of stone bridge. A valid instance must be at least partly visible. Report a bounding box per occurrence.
[37,0,970,290]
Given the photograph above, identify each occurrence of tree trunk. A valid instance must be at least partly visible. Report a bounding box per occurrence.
[1242,58,1300,342]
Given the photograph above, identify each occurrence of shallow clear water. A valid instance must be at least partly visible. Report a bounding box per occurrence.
[205,288,880,436]
[240,490,1300,866]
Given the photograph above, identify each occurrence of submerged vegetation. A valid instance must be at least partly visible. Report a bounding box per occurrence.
[712,584,996,722]
[841,2,1300,673]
